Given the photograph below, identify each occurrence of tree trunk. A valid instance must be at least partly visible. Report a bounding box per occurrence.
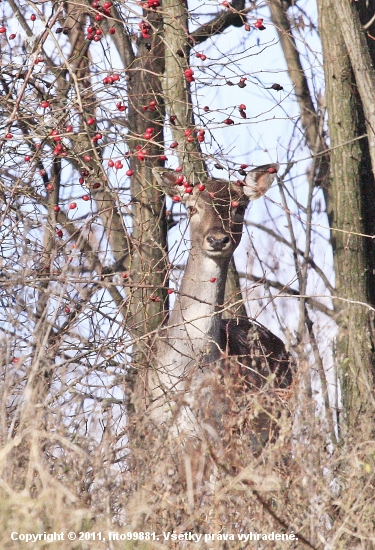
[318,0,375,435]
[127,10,168,339]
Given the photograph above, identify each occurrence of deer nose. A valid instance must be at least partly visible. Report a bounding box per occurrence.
[206,235,231,250]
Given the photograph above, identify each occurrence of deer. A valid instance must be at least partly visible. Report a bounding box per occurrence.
[142,163,293,456]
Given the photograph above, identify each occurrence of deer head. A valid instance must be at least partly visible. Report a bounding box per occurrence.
[153,164,279,262]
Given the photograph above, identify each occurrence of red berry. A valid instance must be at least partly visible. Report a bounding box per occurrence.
[185,186,193,193]
[122,272,128,279]
[79,177,85,184]
[92,182,101,189]
[116,102,127,111]
[114,160,122,169]
[83,155,92,162]
[109,27,116,34]
[53,205,60,212]
[210,277,217,283]
[30,14,36,21]
[108,159,115,167]
[24,155,31,162]
[239,104,246,110]
[5,133,12,139]
[112,73,120,81]
[223,118,234,125]
[167,289,174,294]
[56,229,63,238]
[159,155,167,161]
[0,26,6,33]
[9,33,16,40]
[172,195,181,202]
[64,306,71,314]
[40,101,50,109]
[254,18,265,30]
[104,1,112,8]
[126,169,134,176]
[69,202,77,209]
[170,141,178,148]
[175,166,182,172]
[244,24,251,31]
[184,68,194,77]
[95,14,102,21]
[240,163,248,169]
[46,184,54,191]
[267,166,277,173]
[231,200,239,208]
[82,195,90,201]
[65,125,73,133]
[197,183,205,191]
[87,117,95,125]
[175,175,184,184]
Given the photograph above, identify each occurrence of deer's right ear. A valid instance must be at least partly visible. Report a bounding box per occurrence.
[153,167,193,201]
[152,167,179,196]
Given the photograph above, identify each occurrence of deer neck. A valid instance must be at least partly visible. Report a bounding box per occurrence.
[167,248,229,361]
[149,247,230,428]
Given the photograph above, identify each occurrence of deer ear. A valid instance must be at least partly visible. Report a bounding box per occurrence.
[152,167,180,196]
[153,167,195,201]
[243,163,279,200]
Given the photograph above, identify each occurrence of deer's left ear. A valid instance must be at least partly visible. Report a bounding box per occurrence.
[243,163,279,200]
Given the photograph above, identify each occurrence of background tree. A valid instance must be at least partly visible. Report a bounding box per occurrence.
[318,0,375,434]
[1,0,375,547]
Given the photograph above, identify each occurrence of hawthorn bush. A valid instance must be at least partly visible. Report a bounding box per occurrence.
[1,0,375,548]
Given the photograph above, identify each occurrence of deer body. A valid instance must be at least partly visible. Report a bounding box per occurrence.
[147,165,292,440]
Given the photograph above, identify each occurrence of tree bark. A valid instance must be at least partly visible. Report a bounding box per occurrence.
[318,0,375,434]
[127,10,168,339]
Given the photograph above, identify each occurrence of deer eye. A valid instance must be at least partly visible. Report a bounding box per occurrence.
[234,204,246,216]
[187,206,197,216]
